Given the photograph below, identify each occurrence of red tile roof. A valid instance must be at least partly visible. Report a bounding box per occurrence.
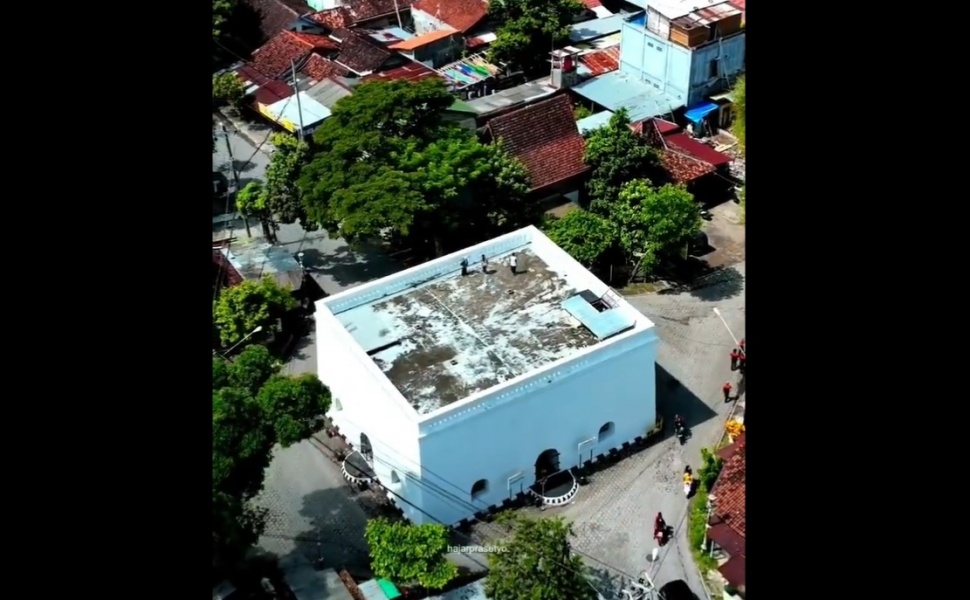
[308,7,356,30]
[578,46,620,76]
[361,61,441,83]
[718,555,745,589]
[581,0,603,8]
[241,0,313,42]
[345,0,404,21]
[654,118,681,135]
[709,435,745,545]
[251,30,339,78]
[665,133,732,167]
[412,0,488,32]
[301,54,350,82]
[485,94,588,192]
[253,80,294,106]
[213,250,243,289]
[335,31,392,74]
[728,0,745,13]
[389,27,457,50]
[638,118,714,183]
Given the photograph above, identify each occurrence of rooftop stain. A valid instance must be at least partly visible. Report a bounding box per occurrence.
[361,249,598,415]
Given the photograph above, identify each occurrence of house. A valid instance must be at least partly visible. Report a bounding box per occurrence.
[304,76,354,111]
[483,95,589,198]
[636,117,733,195]
[411,0,488,36]
[580,0,615,18]
[619,0,745,128]
[301,54,351,83]
[576,110,614,135]
[250,30,340,78]
[306,0,408,29]
[463,78,558,122]
[331,28,396,74]
[708,432,746,596]
[728,0,745,24]
[242,0,315,43]
[216,237,306,291]
[314,226,659,526]
[388,27,460,68]
[577,45,620,77]
[568,14,624,45]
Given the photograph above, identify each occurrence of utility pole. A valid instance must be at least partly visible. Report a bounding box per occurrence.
[220,123,252,238]
[392,0,403,28]
[290,59,305,141]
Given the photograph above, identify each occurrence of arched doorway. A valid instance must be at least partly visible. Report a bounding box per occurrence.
[359,432,373,461]
[598,422,614,443]
[534,449,560,480]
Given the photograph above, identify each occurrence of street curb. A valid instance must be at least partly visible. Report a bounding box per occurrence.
[214,109,274,157]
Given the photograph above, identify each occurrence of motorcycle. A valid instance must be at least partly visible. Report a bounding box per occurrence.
[674,417,689,445]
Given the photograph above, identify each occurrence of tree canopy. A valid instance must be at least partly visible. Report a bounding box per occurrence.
[213,71,245,109]
[584,109,664,210]
[235,180,275,241]
[364,518,458,589]
[485,514,597,600]
[265,133,315,230]
[612,179,701,273]
[212,346,330,565]
[213,0,236,38]
[213,345,332,572]
[299,79,533,257]
[544,210,615,267]
[488,0,584,78]
[213,276,298,346]
[731,75,745,151]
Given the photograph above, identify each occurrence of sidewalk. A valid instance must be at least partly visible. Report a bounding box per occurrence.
[214,108,274,157]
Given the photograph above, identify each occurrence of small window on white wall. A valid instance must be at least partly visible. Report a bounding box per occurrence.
[391,470,401,484]
[598,422,615,443]
[471,479,488,500]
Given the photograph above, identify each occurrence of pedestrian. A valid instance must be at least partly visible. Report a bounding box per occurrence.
[509,253,518,275]
[737,352,746,374]
[460,257,469,277]
[481,254,488,274]
[729,348,740,371]
[739,338,745,353]
[722,381,732,402]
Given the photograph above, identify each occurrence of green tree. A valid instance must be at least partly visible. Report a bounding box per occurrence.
[584,108,664,210]
[612,179,700,271]
[213,346,331,573]
[573,105,592,121]
[364,519,458,589]
[213,276,298,346]
[264,133,316,230]
[213,0,236,38]
[731,75,745,150]
[300,79,532,257]
[235,181,276,241]
[488,0,584,78]
[698,448,724,492]
[213,71,245,109]
[486,514,597,600]
[544,210,615,267]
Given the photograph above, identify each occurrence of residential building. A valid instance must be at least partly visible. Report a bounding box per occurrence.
[411,0,488,36]
[242,0,314,43]
[330,28,397,75]
[577,46,620,78]
[482,95,589,199]
[708,432,746,596]
[580,0,615,19]
[315,226,659,526]
[464,79,558,122]
[576,110,615,135]
[250,30,340,79]
[388,27,461,68]
[568,14,624,46]
[728,0,745,24]
[637,117,733,192]
[303,76,354,111]
[305,0,410,29]
[619,0,745,111]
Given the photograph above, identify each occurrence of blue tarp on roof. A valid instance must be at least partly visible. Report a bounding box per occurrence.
[684,102,718,123]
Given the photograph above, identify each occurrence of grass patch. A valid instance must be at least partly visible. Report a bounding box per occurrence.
[687,484,718,574]
[619,282,658,295]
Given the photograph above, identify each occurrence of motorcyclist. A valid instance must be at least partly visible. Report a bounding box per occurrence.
[674,415,685,432]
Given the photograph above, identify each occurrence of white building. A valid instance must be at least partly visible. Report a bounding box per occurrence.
[315,226,659,525]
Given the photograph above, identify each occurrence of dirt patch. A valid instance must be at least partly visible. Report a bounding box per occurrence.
[701,202,745,268]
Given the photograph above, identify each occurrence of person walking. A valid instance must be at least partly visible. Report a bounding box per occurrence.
[729,348,740,371]
[481,254,488,274]
[509,253,518,275]
[722,381,733,402]
[460,257,469,276]
[737,352,746,374]
[739,338,746,353]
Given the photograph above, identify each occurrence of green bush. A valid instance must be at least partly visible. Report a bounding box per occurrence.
[688,476,718,573]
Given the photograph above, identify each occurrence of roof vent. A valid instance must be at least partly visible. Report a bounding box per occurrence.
[450,359,459,365]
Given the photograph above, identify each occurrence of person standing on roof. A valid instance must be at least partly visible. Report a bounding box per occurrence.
[509,253,518,275]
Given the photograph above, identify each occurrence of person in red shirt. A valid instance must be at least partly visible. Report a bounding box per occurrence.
[729,348,740,370]
[738,352,746,374]
[722,381,733,402]
[739,338,746,353]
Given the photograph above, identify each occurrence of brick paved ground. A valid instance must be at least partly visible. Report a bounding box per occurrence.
[466,263,746,599]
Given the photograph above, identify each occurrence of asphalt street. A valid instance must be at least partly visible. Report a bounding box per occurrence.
[214,121,746,599]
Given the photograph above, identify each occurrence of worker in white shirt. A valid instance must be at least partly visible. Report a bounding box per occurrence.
[509,253,518,275]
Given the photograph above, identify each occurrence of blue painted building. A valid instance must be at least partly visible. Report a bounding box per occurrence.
[618,0,744,123]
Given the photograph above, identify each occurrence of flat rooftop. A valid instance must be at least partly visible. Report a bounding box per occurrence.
[336,249,600,415]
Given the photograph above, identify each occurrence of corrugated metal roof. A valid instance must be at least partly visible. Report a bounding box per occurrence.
[571,71,683,123]
[357,580,386,600]
[283,565,355,600]
[266,91,332,129]
[390,27,457,50]
[465,79,557,115]
[576,110,614,135]
[306,78,353,109]
[220,238,304,290]
[649,0,729,20]
[670,2,741,28]
[568,14,624,43]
